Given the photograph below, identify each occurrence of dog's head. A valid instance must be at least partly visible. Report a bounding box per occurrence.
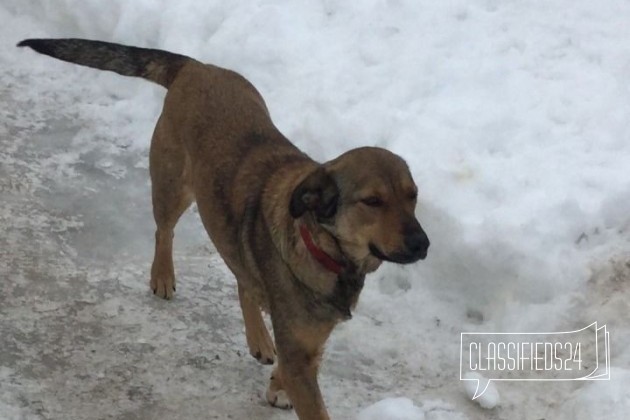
[289,147,429,272]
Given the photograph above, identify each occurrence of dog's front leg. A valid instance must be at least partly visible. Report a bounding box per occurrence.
[237,283,276,365]
[284,363,329,420]
[268,324,333,420]
[269,354,329,420]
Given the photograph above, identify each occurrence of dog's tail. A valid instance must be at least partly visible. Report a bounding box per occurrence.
[17,38,191,88]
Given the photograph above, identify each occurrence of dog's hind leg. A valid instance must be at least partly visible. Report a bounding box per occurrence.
[149,116,194,299]
[238,283,276,364]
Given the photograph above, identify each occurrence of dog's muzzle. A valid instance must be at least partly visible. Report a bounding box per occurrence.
[369,227,430,264]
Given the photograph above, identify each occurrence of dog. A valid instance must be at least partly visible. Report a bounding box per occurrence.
[18,38,430,420]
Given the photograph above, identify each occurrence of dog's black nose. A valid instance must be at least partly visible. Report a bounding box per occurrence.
[404,229,430,260]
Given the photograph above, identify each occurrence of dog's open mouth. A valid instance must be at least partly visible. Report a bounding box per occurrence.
[369,243,426,264]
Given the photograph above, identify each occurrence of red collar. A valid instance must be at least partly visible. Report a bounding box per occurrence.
[299,225,345,275]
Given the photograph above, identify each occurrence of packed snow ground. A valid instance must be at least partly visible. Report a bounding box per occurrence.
[2,1,630,419]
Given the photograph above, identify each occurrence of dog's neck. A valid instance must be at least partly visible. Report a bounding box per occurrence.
[293,218,365,320]
[298,224,345,275]
[260,166,366,317]
[296,216,353,271]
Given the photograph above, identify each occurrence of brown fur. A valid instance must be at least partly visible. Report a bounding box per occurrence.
[19,39,430,420]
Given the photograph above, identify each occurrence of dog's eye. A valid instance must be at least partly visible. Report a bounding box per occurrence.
[361,196,384,207]
[408,191,418,201]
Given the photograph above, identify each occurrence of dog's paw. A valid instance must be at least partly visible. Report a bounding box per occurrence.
[252,348,275,365]
[248,333,276,365]
[150,276,176,300]
[266,387,292,410]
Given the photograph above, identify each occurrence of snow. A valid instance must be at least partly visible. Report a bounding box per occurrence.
[559,368,630,420]
[358,397,425,420]
[462,372,500,409]
[2,1,630,419]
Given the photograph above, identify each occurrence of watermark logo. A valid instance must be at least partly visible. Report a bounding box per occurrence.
[460,322,610,399]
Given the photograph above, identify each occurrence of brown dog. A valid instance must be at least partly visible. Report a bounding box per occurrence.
[18,38,430,420]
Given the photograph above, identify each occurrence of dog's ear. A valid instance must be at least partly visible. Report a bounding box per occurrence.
[289,167,339,219]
